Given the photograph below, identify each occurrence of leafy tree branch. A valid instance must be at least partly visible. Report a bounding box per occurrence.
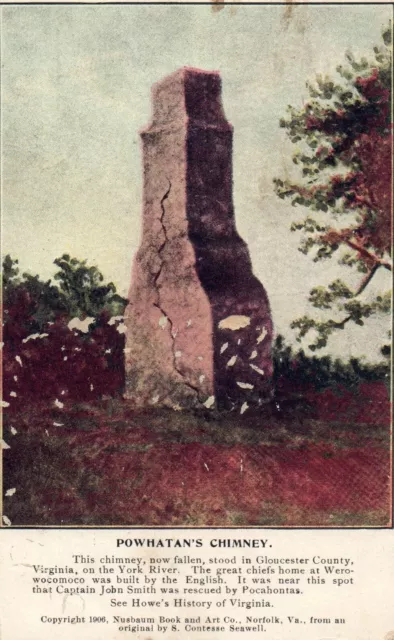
[274,23,392,349]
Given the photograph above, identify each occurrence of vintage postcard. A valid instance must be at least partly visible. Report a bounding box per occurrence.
[1,2,391,528]
[0,2,393,638]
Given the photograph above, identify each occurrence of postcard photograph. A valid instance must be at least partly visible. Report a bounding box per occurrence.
[1,3,392,528]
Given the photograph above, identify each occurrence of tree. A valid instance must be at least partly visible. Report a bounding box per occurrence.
[274,23,392,351]
[2,254,128,334]
[2,254,128,403]
[2,256,69,337]
[53,254,127,319]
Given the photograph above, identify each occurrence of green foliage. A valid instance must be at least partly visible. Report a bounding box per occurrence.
[2,254,20,287]
[309,280,354,309]
[273,335,389,388]
[2,254,128,334]
[274,23,392,350]
[291,290,391,351]
[275,26,391,187]
[53,254,126,319]
[381,335,391,359]
[3,255,69,332]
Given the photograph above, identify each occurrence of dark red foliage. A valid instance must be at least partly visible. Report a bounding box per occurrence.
[2,315,125,406]
[275,377,390,427]
[355,69,390,122]
[308,382,390,426]
[285,62,392,271]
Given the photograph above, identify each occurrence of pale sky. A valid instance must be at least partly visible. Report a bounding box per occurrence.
[1,4,391,361]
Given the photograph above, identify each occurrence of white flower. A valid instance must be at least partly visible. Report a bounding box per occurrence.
[236,382,254,390]
[22,333,48,343]
[250,363,264,376]
[220,342,229,354]
[256,327,268,344]
[218,315,251,330]
[203,396,215,409]
[108,315,124,326]
[226,355,237,367]
[68,317,95,333]
[240,402,249,415]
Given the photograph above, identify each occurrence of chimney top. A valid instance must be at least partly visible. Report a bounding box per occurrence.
[144,67,231,132]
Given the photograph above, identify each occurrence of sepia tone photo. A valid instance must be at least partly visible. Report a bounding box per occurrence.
[1,3,392,527]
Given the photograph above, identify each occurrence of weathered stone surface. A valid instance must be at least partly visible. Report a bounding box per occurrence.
[124,67,273,410]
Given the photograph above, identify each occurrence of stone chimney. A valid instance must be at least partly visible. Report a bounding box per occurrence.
[124,67,273,411]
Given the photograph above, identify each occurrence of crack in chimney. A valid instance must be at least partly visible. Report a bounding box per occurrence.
[152,181,202,402]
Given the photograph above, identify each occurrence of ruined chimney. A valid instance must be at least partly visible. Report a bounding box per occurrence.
[124,67,273,411]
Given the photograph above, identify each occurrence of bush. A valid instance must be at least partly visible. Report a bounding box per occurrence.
[2,255,127,406]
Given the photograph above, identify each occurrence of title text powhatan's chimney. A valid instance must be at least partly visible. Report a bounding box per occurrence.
[124,68,273,410]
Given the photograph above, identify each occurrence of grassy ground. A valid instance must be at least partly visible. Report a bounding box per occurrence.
[3,394,391,528]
